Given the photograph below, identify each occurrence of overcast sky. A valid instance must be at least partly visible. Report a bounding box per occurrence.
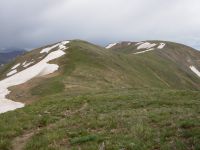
[0,0,200,50]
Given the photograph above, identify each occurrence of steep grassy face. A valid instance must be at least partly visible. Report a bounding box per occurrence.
[3,40,200,103]
[109,41,200,89]
[0,40,200,149]
[5,40,144,102]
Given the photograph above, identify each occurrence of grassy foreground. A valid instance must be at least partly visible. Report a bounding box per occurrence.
[0,88,199,150]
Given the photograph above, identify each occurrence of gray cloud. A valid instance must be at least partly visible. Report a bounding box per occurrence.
[0,0,200,49]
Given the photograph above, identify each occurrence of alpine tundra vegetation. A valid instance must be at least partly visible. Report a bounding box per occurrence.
[0,40,199,150]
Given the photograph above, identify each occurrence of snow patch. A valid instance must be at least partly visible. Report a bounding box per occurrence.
[40,44,59,53]
[134,48,155,54]
[190,66,200,77]
[158,43,166,49]
[135,42,144,46]
[40,41,69,53]
[61,41,70,45]
[11,63,20,70]
[0,42,69,114]
[106,43,117,49]
[23,61,35,68]
[0,100,24,114]
[7,69,17,76]
[137,42,157,50]
[22,61,27,66]
[59,45,66,50]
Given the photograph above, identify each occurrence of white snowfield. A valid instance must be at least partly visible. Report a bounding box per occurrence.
[134,42,166,54]
[11,63,21,70]
[7,69,17,76]
[40,44,59,54]
[137,42,157,50]
[40,41,70,53]
[0,100,24,114]
[106,43,117,49]
[134,48,155,54]
[190,66,200,77]
[22,61,27,66]
[158,43,166,49]
[23,61,35,68]
[0,41,69,114]
[60,41,70,46]
[135,42,144,46]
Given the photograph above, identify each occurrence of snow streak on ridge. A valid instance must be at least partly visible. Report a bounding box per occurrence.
[0,41,69,114]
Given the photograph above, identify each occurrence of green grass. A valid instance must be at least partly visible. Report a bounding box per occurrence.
[31,78,65,96]
[0,88,199,150]
[0,40,200,150]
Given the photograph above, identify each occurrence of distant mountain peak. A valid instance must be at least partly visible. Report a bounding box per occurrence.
[0,50,26,65]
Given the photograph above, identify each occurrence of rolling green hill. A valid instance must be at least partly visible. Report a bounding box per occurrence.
[0,40,199,150]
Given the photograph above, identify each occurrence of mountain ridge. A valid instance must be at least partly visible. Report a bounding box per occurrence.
[1,40,200,94]
[0,39,200,149]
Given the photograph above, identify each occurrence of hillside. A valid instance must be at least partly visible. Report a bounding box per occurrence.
[107,41,200,89]
[0,40,199,150]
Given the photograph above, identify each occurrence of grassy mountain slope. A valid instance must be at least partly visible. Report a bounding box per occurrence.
[109,41,200,89]
[1,88,200,150]
[6,40,200,102]
[0,40,200,149]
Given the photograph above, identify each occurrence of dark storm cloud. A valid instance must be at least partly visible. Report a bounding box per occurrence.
[0,0,200,49]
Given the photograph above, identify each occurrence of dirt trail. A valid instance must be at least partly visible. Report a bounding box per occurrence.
[12,130,39,150]
[11,103,88,150]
